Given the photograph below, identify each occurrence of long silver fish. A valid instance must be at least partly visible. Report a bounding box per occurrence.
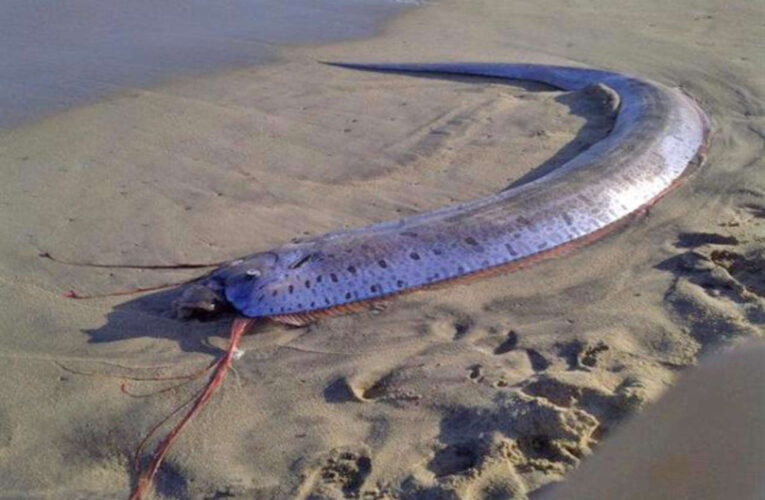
[174,63,710,325]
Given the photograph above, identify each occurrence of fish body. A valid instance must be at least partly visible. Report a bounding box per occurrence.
[177,63,710,323]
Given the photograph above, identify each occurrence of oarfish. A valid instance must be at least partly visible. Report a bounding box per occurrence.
[174,63,711,325]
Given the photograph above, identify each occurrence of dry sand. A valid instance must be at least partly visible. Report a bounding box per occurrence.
[0,0,763,499]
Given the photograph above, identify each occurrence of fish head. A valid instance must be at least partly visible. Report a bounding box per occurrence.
[173,281,230,320]
[173,251,281,319]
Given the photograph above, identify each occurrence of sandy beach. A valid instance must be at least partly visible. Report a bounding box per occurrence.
[0,0,762,498]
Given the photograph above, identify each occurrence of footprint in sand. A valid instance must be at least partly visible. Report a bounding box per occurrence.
[305,448,372,499]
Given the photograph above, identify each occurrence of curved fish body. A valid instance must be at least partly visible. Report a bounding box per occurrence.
[178,63,710,324]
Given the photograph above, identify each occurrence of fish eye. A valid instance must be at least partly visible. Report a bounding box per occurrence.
[245,268,261,278]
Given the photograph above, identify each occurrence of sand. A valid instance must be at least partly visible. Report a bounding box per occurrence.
[542,340,765,500]
[0,0,411,128]
[0,0,762,499]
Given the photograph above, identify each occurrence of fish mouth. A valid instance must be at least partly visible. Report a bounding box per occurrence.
[173,282,233,320]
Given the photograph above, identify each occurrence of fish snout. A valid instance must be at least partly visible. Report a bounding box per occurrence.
[173,283,230,320]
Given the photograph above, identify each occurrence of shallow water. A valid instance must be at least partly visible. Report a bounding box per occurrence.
[0,0,411,128]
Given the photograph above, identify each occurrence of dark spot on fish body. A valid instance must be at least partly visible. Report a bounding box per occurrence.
[305,280,311,288]
[401,231,418,238]
[561,212,574,226]
[505,243,518,256]
[464,236,485,253]
[316,275,323,283]
[433,248,443,255]
[378,260,388,269]
[288,285,294,294]
[410,252,421,260]
[347,266,357,276]
[330,273,338,282]
[345,292,352,300]
[396,279,405,288]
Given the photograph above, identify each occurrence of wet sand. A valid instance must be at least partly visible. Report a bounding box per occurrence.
[0,0,412,128]
[543,340,765,500]
[0,0,762,498]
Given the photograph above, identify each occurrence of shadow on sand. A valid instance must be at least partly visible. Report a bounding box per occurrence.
[81,280,239,356]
